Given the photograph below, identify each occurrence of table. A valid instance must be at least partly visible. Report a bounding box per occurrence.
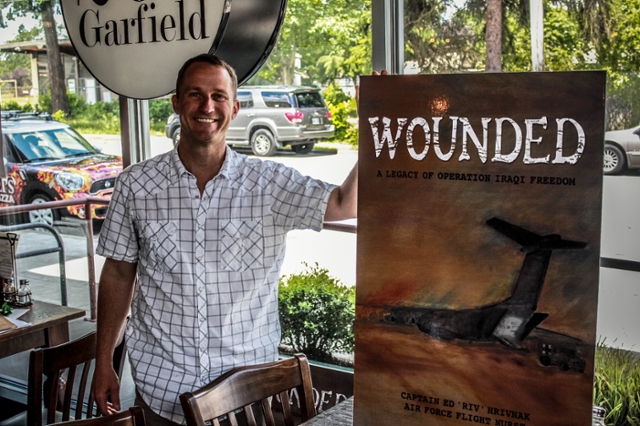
[301,397,353,425]
[0,300,86,358]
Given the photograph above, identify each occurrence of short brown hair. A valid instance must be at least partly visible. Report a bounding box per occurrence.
[175,54,238,98]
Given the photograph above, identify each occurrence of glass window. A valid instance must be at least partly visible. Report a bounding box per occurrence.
[7,128,97,162]
[238,91,253,108]
[261,92,293,108]
[295,92,325,108]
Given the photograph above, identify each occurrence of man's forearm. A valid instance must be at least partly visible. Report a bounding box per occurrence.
[325,162,358,221]
[95,258,137,366]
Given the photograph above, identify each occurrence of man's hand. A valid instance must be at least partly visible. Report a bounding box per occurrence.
[92,364,122,415]
[356,70,389,113]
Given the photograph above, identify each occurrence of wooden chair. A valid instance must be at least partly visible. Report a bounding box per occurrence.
[0,328,128,426]
[180,354,317,426]
[49,406,145,426]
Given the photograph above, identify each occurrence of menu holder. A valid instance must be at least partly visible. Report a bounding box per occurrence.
[0,232,19,281]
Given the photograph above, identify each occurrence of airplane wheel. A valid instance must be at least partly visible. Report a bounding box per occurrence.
[540,356,551,366]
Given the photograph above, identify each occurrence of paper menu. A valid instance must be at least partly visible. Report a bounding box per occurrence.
[0,231,19,280]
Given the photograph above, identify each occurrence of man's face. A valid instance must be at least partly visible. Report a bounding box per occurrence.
[172,62,240,148]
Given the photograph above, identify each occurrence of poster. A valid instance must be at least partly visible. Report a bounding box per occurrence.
[354,72,605,426]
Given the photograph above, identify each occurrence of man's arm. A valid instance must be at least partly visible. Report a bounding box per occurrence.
[325,163,358,221]
[91,258,137,415]
[324,70,388,222]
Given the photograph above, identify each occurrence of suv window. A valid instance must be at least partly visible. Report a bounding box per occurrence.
[262,91,293,108]
[295,92,325,108]
[238,91,253,108]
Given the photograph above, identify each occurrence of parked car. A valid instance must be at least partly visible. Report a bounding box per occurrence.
[603,125,640,175]
[1,113,122,226]
[165,86,335,156]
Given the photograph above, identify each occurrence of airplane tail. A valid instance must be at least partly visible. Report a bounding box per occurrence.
[487,217,587,347]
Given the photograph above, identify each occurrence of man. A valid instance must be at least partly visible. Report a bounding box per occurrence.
[91,53,357,425]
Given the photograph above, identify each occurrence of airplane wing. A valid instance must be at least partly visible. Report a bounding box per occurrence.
[486,217,541,246]
[487,217,587,250]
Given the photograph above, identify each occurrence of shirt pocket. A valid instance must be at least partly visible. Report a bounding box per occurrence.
[220,219,264,272]
[140,221,179,272]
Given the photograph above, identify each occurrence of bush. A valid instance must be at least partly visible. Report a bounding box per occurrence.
[149,98,173,123]
[38,93,51,113]
[323,83,359,145]
[278,263,355,364]
[1,100,32,111]
[593,342,640,426]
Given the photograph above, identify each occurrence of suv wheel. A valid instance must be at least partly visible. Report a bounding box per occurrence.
[291,143,315,154]
[172,128,181,146]
[251,129,277,156]
[28,194,59,227]
[603,144,625,175]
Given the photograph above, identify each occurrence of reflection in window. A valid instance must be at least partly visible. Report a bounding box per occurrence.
[262,92,293,108]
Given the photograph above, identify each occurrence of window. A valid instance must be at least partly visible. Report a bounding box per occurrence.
[295,92,324,108]
[261,92,293,108]
[238,91,253,108]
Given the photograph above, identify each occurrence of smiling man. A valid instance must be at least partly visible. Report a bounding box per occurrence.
[91,54,358,426]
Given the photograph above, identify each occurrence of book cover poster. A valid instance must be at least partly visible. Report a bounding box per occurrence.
[354,72,605,426]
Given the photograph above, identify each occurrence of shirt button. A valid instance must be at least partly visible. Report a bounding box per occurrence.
[200,346,205,353]
[198,287,204,293]
[197,255,203,261]
[195,195,200,199]
[200,317,205,323]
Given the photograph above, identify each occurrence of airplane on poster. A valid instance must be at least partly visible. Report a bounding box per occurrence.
[370,217,588,350]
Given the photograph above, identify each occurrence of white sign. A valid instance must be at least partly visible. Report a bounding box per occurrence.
[61,0,229,99]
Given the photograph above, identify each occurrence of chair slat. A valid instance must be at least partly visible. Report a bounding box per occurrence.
[279,391,294,426]
[260,399,276,426]
[47,370,64,424]
[242,405,257,426]
[180,354,317,426]
[227,411,239,426]
[76,361,93,419]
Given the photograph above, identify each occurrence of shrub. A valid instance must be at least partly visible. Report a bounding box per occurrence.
[2,101,33,112]
[38,93,51,113]
[278,263,355,364]
[67,93,87,118]
[593,342,640,426]
[323,83,358,145]
[149,98,173,123]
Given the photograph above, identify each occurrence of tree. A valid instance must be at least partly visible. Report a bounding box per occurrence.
[2,0,69,115]
[253,0,371,86]
[404,0,483,74]
[485,0,502,71]
[0,25,40,83]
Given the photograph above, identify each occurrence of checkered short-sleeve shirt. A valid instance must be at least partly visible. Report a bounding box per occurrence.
[96,146,336,423]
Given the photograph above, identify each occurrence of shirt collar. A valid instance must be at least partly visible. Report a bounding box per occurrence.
[170,144,241,182]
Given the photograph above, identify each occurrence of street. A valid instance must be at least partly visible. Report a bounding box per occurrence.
[12,135,640,352]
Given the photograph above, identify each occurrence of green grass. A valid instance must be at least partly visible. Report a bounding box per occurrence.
[594,342,640,426]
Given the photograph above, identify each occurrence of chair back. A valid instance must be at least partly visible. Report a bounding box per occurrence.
[180,354,317,426]
[49,406,145,426]
[26,329,128,426]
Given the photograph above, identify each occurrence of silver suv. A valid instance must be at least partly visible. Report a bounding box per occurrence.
[165,86,335,156]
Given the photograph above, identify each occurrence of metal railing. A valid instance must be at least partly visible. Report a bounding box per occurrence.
[0,196,109,321]
[0,222,68,305]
